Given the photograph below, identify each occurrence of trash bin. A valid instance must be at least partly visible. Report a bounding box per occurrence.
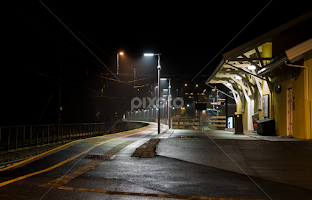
[234,114,243,134]
[256,118,276,136]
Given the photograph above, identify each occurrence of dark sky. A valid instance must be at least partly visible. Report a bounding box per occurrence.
[2,1,311,125]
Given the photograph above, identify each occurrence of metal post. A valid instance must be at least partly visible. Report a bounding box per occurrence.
[59,59,62,125]
[15,127,18,150]
[80,124,82,138]
[90,124,94,135]
[52,125,54,143]
[117,53,119,75]
[23,126,25,148]
[73,126,75,139]
[57,125,59,141]
[8,127,11,151]
[36,126,38,146]
[199,111,203,131]
[77,124,82,138]
[216,89,219,117]
[157,54,161,134]
[61,124,63,142]
[168,79,171,129]
[30,126,32,147]
[42,126,44,145]
[69,124,71,140]
[47,126,49,144]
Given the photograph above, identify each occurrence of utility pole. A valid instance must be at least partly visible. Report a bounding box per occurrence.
[106,73,109,123]
[58,59,62,124]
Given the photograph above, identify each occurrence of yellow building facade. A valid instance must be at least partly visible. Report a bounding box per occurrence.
[206,12,312,139]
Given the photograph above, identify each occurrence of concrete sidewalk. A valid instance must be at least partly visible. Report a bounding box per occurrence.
[155,129,312,191]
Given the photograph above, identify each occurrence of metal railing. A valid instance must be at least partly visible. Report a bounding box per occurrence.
[172,116,226,130]
[0,121,121,152]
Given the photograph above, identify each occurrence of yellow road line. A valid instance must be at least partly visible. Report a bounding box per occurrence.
[0,126,154,188]
[40,139,143,188]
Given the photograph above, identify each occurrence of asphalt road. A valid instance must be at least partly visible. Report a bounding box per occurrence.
[0,122,311,200]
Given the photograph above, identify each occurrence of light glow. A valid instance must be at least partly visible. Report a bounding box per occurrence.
[144,53,154,56]
[119,52,124,55]
[248,65,256,70]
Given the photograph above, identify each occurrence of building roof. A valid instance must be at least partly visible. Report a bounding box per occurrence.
[222,11,312,61]
[205,11,312,104]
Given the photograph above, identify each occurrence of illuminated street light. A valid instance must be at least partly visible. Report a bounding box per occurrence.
[144,53,161,134]
[117,52,124,75]
[144,53,155,56]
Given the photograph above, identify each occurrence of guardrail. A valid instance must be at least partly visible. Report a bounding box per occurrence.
[0,121,123,152]
[172,116,226,130]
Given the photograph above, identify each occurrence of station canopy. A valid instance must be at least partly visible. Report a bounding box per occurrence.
[205,11,312,104]
[205,41,271,104]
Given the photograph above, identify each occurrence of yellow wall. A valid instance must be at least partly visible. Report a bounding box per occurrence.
[303,50,312,139]
[233,44,311,138]
[272,50,312,139]
[272,79,291,137]
[262,43,272,66]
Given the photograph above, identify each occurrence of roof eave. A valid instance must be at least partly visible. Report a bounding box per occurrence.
[205,59,225,84]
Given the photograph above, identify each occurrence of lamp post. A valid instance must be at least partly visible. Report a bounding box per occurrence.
[117,52,124,75]
[161,78,171,129]
[144,53,161,134]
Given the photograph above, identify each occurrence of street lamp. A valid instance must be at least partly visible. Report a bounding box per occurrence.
[144,53,161,134]
[117,52,124,75]
[160,78,171,129]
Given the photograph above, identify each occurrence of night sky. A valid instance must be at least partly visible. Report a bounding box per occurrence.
[2,1,311,126]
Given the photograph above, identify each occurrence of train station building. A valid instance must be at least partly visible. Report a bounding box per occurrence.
[205,11,312,139]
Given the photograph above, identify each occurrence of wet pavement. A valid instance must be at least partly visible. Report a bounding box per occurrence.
[0,122,312,200]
